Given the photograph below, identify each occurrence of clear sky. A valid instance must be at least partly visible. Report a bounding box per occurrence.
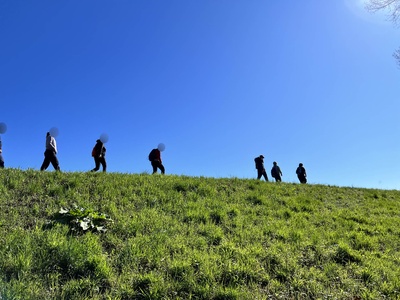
[1,0,399,189]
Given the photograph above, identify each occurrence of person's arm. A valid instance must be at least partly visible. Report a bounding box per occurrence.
[156,149,162,163]
[50,138,57,153]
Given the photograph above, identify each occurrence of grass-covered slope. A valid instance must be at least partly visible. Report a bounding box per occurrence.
[0,169,399,299]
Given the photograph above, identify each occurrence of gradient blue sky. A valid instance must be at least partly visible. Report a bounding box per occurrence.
[1,0,399,189]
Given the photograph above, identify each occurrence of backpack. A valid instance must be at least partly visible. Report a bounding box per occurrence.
[92,142,103,157]
[254,157,263,168]
[148,149,157,161]
[92,146,97,157]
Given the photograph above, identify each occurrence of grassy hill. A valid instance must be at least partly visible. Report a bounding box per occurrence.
[0,169,399,299]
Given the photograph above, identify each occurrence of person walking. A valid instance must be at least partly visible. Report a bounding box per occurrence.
[0,149,4,169]
[254,155,268,181]
[296,163,307,183]
[91,139,107,172]
[0,139,4,168]
[148,147,165,174]
[271,161,283,182]
[40,132,60,171]
[0,125,6,168]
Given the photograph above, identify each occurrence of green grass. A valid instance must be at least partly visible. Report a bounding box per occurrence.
[0,169,399,299]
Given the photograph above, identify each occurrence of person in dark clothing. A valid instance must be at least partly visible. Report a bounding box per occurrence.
[254,155,268,181]
[296,163,307,183]
[0,139,4,168]
[271,161,283,182]
[0,149,4,169]
[40,132,60,171]
[149,148,165,174]
[91,139,107,172]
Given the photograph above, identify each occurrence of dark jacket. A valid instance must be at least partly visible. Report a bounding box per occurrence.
[296,166,306,176]
[149,148,162,163]
[271,165,282,178]
[92,140,106,158]
[254,156,264,170]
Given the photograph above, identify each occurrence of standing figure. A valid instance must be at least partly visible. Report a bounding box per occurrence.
[40,132,60,171]
[254,155,268,181]
[0,150,4,169]
[0,149,4,169]
[271,161,283,182]
[0,139,4,168]
[296,163,307,183]
[91,139,107,172]
[148,147,165,174]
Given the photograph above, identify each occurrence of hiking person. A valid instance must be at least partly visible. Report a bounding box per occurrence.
[271,161,283,182]
[296,163,307,183]
[0,149,4,169]
[148,147,165,174]
[40,132,60,171]
[254,155,268,181]
[0,139,3,168]
[91,139,107,172]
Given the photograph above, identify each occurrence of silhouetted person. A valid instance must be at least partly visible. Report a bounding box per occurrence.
[148,148,165,174]
[296,163,307,183]
[91,139,107,172]
[0,149,4,169]
[40,132,60,171]
[254,155,268,181]
[271,161,282,182]
[0,139,3,168]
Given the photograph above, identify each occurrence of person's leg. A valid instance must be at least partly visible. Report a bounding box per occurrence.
[92,157,100,171]
[101,157,107,172]
[257,169,262,179]
[49,152,60,171]
[151,161,158,174]
[40,151,51,171]
[0,161,4,168]
[158,162,165,174]
[298,175,306,183]
[262,169,269,181]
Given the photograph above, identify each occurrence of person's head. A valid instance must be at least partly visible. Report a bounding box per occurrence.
[273,161,277,165]
[46,132,50,137]
[299,163,303,167]
[260,155,264,159]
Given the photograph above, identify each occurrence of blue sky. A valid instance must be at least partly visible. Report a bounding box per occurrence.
[1,0,399,189]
